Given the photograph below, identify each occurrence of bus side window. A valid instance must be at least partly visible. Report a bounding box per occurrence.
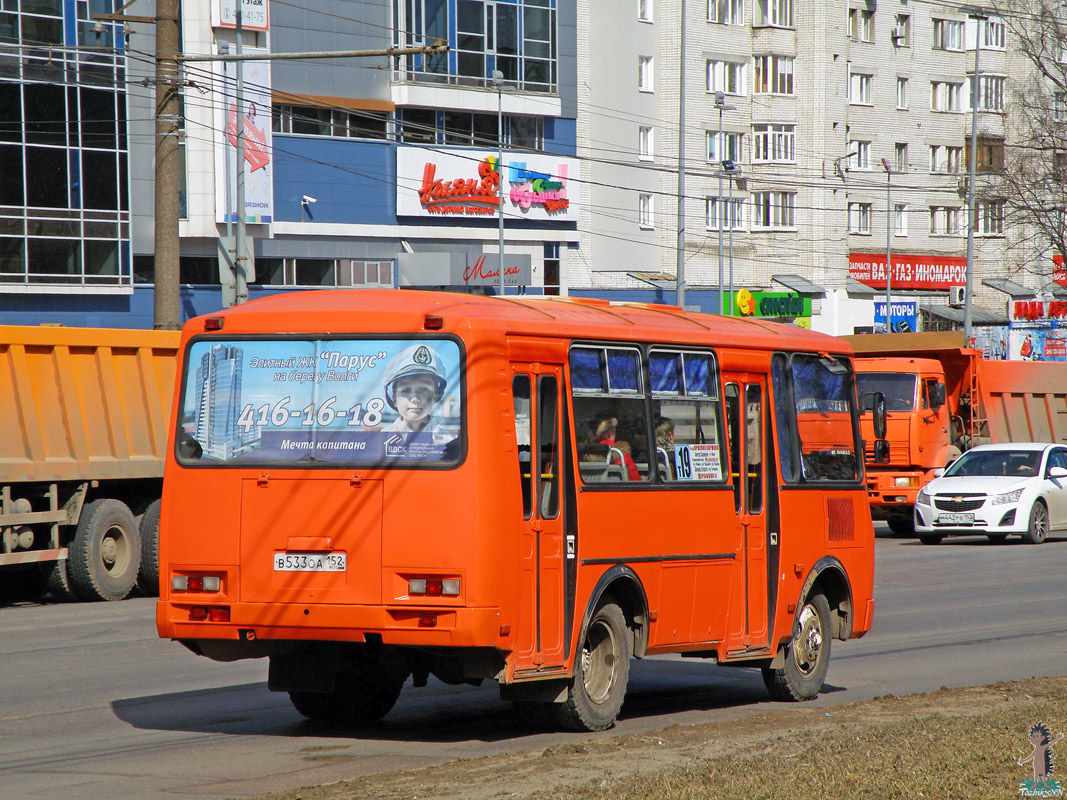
[513,375,533,519]
[538,375,560,518]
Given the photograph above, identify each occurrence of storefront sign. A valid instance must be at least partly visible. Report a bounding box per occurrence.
[213,0,270,31]
[396,251,532,288]
[1014,300,1067,321]
[397,148,579,222]
[734,290,810,318]
[849,253,967,290]
[874,301,918,333]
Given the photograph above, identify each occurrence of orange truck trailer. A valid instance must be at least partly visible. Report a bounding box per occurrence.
[842,331,1067,533]
[157,289,874,731]
[0,326,179,602]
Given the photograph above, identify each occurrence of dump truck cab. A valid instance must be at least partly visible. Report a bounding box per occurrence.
[855,357,960,533]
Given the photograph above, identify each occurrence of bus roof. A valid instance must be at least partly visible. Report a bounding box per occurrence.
[188,289,851,354]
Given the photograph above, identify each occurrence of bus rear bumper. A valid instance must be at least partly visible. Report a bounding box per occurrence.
[157,601,505,654]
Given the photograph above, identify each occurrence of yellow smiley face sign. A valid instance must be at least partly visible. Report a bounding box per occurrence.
[736,288,755,316]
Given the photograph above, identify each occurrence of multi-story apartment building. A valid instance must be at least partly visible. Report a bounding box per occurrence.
[573,0,1039,348]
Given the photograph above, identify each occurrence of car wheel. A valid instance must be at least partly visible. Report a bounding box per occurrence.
[1021,501,1048,545]
[986,533,1009,543]
[918,533,943,545]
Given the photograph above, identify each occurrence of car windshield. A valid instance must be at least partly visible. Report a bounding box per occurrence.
[944,450,1042,478]
[856,372,916,412]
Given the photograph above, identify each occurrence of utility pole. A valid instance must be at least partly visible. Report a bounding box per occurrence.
[675,0,687,310]
[153,0,181,330]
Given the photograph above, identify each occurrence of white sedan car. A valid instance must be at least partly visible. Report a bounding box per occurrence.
[913,443,1067,545]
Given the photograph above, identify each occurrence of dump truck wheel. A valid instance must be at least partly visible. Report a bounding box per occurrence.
[68,499,141,602]
[43,559,76,601]
[137,499,161,595]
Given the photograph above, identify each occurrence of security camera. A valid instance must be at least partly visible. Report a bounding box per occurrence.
[301,195,317,204]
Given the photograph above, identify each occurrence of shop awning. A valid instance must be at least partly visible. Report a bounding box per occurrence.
[921,304,1009,325]
[771,274,826,297]
[845,277,880,295]
[982,278,1033,298]
[626,271,676,289]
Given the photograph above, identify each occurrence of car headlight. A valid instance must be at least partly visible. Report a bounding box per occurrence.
[916,488,931,505]
[992,489,1023,505]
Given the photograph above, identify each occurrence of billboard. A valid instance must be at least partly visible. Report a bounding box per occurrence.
[849,253,967,290]
[214,48,273,224]
[396,148,579,222]
[212,0,270,31]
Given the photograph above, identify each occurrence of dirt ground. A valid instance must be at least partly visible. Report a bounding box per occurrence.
[242,675,1067,800]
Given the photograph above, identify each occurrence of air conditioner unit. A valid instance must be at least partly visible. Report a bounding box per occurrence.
[949,285,966,308]
[956,176,969,193]
[891,26,907,42]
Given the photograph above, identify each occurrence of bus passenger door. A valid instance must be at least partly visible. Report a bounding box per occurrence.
[724,376,769,651]
[511,366,567,674]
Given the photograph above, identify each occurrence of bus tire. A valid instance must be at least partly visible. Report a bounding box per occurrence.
[553,601,630,732]
[137,499,161,595]
[289,659,407,724]
[68,499,141,602]
[1021,501,1048,545]
[763,593,831,702]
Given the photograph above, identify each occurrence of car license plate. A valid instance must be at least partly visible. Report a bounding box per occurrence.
[937,512,974,524]
[273,552,347,572]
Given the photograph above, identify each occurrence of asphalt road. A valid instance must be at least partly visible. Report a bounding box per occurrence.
[2,530,1065,800]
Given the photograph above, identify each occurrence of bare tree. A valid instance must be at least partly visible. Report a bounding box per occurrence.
[995,0,1067,282]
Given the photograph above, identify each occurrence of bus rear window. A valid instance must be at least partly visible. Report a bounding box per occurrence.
[177,337,463,467]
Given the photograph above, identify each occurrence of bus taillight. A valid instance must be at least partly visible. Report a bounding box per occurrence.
[409,577,460,596]
[172,574,222,593]
[188,606,230,622]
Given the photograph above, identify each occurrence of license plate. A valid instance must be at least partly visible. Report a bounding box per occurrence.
[937,512,974,524]
[273,552,347,572]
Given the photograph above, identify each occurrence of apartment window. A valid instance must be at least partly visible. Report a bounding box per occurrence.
[751,191,796,228]
[1055,93,1066,123]
[929,206,962,236]
[254,258,394,287]
[708,59,746,95]
[708,130,744,163]
[894,203,908,236]
[978,16,1006,50]
[895,143,908,172]
[639,193,654,228]
[639,0,653,22]
[1055,151,1067,175]
[639,126,654,161]
[931,81,963,112]
[897,77,908,109]
[976,199,1004,235]
[848,202,872,233]
[965,137,1005,172]
[754,55,794,95]
[849,73,872,105]
[848,8,874,42]
[639,56,655,92]
[709,0,743,24]
[753,124,795,162]
[754,0,792,27]
[933,19,963,51]
[706,196,745,230]
[973,75,1005,112]
[892,14,911,46]
[849,140,871,170]
[930,145,963,173]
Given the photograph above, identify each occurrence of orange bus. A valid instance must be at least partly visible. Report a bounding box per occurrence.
[157,289,874,731]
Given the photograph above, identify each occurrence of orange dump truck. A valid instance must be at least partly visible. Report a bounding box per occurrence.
[842,331,1067,534]
[0,326,179,602]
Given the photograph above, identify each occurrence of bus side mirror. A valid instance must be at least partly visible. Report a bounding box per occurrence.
[931,383,946,409]
[871,392,887,440]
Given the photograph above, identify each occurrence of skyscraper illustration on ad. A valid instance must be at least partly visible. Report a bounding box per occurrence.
[194,344,259,459]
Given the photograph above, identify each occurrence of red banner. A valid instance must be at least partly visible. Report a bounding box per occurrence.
[849,253,967,290]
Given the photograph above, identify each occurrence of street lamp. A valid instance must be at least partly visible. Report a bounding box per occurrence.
[714,91,736,316]
[724,162,742,314]
[962,5,988,342]
[881,157,894,332]
[493,69,506,297]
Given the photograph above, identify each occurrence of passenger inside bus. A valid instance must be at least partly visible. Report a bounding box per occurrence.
[654,415,675,480]
[578,414,640,481]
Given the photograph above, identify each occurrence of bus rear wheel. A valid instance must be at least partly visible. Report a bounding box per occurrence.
[763,593,831,702]
[289,657,408,724]
[553,601,630,732]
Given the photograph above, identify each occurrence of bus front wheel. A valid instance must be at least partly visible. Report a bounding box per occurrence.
[763,593,831,702]
[554,601,630,732]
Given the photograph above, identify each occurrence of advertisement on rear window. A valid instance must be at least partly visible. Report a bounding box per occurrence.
[178,338,462,466]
